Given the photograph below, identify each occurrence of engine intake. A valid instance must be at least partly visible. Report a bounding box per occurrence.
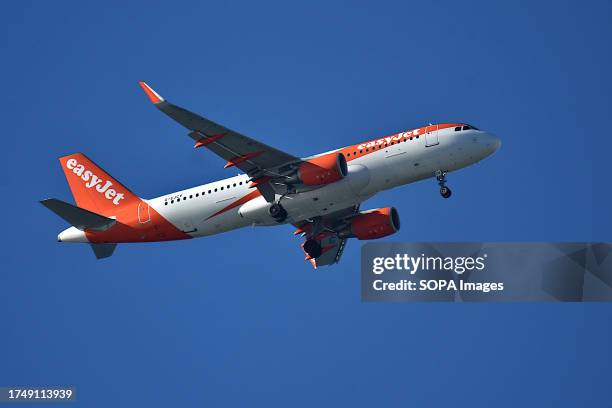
[339,207,400,240]
[286,153,348,186]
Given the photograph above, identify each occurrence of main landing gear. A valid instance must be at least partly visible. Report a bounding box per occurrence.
[436,170,452,199]
[269,202,288,222]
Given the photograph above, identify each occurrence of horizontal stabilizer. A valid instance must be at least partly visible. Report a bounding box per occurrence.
[91,243,117,259]
[40,198,116,230]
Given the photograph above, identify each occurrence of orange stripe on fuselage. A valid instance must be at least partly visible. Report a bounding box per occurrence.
[206,189,262,220]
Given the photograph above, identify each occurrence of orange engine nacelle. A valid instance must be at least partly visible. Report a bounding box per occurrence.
[291,153,348,186]
[340,207,400,240]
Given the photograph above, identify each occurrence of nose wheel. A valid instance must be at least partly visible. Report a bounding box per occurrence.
[436,170,452,199]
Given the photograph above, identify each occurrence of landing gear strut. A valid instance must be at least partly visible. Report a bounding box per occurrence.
[436,170,452,199]
[269,202,288,222]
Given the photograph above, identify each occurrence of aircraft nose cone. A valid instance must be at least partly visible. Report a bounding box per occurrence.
[492,136,501,152]
[483,132,501,155]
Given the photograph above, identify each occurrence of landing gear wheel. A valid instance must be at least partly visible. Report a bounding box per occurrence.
[435,170,452,199]
[269,203,287,223]
[440,186,452,199]
[303,239,322,259]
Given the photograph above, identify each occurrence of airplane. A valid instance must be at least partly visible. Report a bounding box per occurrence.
[41,82,501,267]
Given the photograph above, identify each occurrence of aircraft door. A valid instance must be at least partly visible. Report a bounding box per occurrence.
[425,124,439,147]
[138,201,151,224]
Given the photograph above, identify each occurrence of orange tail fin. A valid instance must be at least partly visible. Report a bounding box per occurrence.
[59,153,140,216]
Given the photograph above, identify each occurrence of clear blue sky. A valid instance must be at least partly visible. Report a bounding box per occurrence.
[1,1,611,406]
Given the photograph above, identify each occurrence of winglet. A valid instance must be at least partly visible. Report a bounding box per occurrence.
[138,81,165,104]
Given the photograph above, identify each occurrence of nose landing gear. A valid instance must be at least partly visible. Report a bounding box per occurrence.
[435,170,452,199]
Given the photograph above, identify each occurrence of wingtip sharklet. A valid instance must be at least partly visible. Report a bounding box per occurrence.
[138,81,165,104]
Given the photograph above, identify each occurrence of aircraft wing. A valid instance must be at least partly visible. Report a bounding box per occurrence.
[139,81,299,201]
[294,205,360,268]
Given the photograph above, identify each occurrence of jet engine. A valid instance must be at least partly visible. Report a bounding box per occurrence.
[338,207,400,240]
[285,153,348,186]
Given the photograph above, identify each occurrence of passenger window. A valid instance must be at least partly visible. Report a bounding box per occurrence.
[165,202,168,205]
[214,188,217,192]
[221,186,224,190]
[190,195,193,199]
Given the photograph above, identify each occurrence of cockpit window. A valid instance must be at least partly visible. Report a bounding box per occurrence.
[462,124,479,131]
[454,126,461,131]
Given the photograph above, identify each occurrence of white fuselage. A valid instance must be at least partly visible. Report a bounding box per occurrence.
[146,126,500,238]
